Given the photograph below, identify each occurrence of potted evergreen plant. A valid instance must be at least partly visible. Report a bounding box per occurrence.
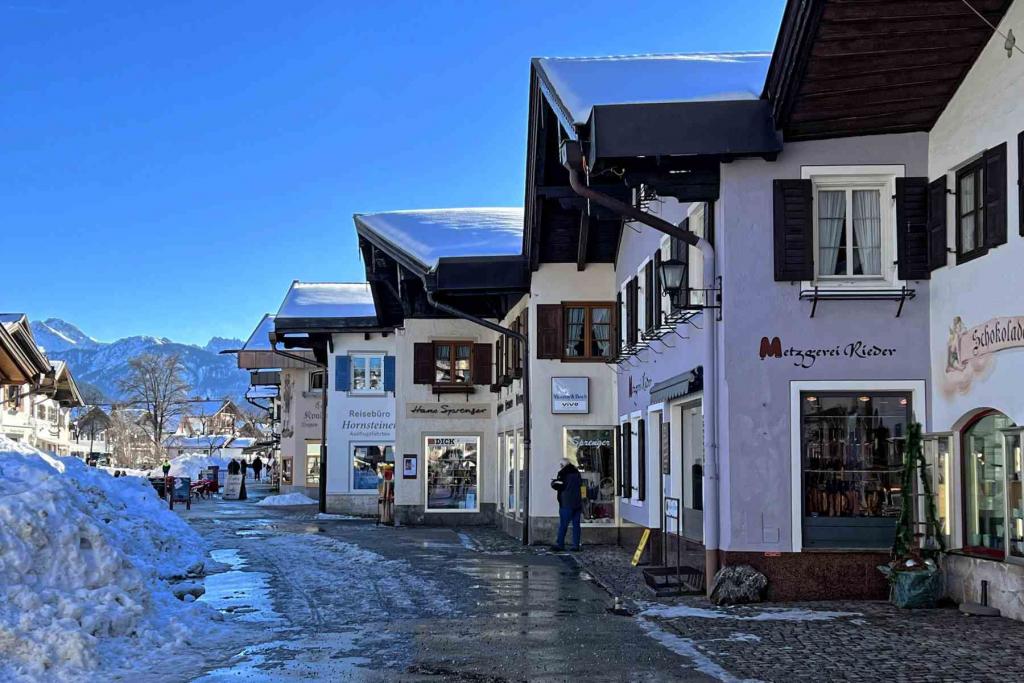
[878,422,946,608]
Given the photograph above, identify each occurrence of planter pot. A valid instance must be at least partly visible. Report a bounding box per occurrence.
[878,565,943,608]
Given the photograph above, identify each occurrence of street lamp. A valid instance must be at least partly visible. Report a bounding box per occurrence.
[659,258,688,307]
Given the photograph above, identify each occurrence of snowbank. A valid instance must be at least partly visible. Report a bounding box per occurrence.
[256,492,317,506]
[0,436,224,681]
[149,451,233,481]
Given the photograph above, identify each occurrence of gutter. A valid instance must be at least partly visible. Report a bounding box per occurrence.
[420,283,533,547]
[559,139,721,594]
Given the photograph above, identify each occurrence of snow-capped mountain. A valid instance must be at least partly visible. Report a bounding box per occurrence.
[29,319,247,403]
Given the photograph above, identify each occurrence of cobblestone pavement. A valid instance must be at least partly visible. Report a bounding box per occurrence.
[564,542,1024,682]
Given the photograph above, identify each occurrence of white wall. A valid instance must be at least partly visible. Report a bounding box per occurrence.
[278,366,323,494]
[326,331,397,497]
[929,0,1024,430]
[393,318,498,511]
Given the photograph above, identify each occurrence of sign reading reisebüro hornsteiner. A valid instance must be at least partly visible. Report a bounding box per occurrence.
[551,377,589,414]
[758,336,897,369]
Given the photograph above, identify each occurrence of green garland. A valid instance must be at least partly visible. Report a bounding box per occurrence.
[892,422,946,561]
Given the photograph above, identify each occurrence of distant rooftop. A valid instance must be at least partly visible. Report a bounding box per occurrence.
[534,52,772,128]
[355,208,524,272]
[275,282,376,321]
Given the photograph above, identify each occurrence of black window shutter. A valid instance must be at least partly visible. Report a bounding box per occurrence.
[772,179,814,281]
[614,291,622,357]
[895,177,930,280]
[653,248,662,328]
[1018,131,1024,237]
[637,418,646,502]
[472,343,492,386]
[535,304,562,359]
[643,261,655,332]
[626,278,639,347]
[621,422,632,498]
[705,200,715,247]
[984,141,1008,248]
[927,176,948,270]
[413,343,434,384]
[615,425,623,497]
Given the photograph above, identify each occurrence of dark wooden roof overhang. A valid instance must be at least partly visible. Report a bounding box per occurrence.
[525,64,781,272]
[250,369,281,387]
[0,324,37,384]
[356,227,528,323]
[237,348,313,371]
[765,0,1012,141]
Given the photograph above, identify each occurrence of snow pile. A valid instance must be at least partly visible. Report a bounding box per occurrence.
[149,451,233,480]
[0,436,223,681]
[256,492,317,506]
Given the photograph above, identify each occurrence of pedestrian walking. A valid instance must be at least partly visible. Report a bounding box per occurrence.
[252,456,263,482]
[550,458,583,551]
[161,458,171,476]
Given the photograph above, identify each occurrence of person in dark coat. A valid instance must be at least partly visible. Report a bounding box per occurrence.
[227,459,241,475]
[252,456,263,482]
[551,458,583,551]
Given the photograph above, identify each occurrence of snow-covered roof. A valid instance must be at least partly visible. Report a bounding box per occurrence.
[164,435,232,449]
[229,437,256,448]
[534,52,772,127]
[355,208,524,271]
[275,282,376,320]
[242,314,275,351]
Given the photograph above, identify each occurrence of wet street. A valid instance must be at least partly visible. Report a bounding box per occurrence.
[180,491,713,682]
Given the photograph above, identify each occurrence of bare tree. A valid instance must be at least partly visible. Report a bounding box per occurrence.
[118,353,190,459]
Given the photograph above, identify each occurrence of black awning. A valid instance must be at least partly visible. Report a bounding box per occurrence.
[589,100,781,166]
[650,366,704,405]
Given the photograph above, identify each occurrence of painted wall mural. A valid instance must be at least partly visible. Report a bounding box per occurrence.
[943,315,1024,395]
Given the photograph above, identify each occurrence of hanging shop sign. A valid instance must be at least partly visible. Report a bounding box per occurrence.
[758,336,896,369]
[406,402,492,419]
[551,377,589,414]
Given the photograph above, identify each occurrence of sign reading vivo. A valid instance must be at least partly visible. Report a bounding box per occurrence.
[552,377,590,414]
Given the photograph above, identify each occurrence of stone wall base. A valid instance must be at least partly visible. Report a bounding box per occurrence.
[719,550,890,601]
[395,503,497,526]
[324,493,377,517]
[944,553,1024,622]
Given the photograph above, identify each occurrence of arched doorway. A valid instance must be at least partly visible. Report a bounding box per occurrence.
[961,409,1018,558]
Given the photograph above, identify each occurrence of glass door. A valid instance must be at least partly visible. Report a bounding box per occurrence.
[1004,428,1024,559]
[921,434,952,550]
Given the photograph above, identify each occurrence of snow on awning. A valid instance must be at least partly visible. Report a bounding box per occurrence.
[354,208,524,273]
[534,52,772,130]
[246,385,279,400]
[275,282,377,321]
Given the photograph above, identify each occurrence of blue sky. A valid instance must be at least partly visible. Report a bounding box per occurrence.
[1,0,785,345]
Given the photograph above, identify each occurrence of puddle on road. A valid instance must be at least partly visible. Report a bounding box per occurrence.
[199,549,283,625]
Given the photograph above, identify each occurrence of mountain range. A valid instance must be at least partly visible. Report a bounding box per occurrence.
[30,318,250,404]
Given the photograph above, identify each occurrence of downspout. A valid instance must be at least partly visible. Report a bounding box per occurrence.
[421,285,532,547]
[560,140,720,593]
[270,342,329,514]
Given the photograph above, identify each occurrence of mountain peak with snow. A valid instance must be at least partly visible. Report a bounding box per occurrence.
[31,318,101,353]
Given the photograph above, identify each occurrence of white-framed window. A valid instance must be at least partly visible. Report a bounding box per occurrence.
[350,353,385,394]
[687,202,708,306]
[801,166,903,289]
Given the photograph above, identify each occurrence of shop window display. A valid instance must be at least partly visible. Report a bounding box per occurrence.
[801,392,910,548]
[564,428,615,524]
[962,411,1014,557]
[922,435,952,548]
[506,433,517,515]
[305,441,321,487]
[425,435,479,511]
[353,443,392,490]
[281,457,293,485]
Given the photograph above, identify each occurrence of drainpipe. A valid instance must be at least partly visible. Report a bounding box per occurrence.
[560,139,720,593]
[422,285,532,546]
